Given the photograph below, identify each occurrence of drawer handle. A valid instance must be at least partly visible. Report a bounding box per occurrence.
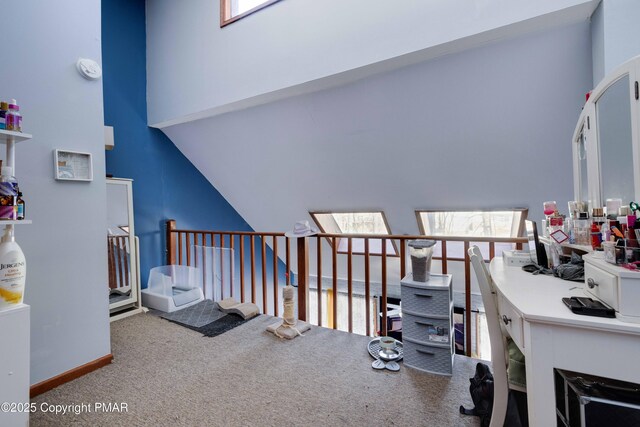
[416,349,435,356]
[415,294,433,298]
[587,278,599,289]
[502,315,511,325]
[414,320,433,327]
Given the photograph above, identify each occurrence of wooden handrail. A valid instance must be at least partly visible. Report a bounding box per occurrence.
[165,219,526,357]
[172,229,285,237]
[171,227,526,243]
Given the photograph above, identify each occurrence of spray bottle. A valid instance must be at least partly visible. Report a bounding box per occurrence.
[0,226,26,309]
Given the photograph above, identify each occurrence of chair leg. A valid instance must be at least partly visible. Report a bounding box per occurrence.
[490,377,509,427]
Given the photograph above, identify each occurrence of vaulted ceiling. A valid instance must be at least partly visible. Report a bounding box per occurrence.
[147,1,598,236]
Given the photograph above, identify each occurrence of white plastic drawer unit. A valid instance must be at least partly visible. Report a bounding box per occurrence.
[400,277,452,317]
[403,337,454,376]
[498,293,525,350]
[400,273,453,376]
[402,312,452,347]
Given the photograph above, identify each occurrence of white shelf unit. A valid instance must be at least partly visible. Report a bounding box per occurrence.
[0,304,30,427]
[0,130,32,175]
[0,129,31,427]
[0,129,32,142]
[0,129,31,226]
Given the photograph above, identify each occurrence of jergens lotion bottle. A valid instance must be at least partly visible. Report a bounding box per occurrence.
[0,226,26,309]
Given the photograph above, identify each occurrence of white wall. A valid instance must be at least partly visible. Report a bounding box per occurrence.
[146,0,598,127]
[591,2,605,86]
[1,1,110,384]
[591,0,640,85]
[162,22,593,285]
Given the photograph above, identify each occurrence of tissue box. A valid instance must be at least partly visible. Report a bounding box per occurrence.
[502,250,533,266]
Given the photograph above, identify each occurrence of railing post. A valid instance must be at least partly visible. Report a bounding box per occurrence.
[297,237,309,322]
[464,241,471,357]
[166,219,176,265]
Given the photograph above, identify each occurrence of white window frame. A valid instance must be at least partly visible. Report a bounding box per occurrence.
[415,208,528,260]
[220,0,282,27]
[309,211,399,257]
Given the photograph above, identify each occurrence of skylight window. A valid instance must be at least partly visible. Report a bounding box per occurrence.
[310,211,398,256]
[415,209,527,238]
[220,0,282,27]
[415,209,528,259]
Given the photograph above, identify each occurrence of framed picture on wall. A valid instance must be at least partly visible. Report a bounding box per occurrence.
[54,149,93,181]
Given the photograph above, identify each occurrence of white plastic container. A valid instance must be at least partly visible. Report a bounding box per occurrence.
[0,227,26,310]
[141,265,203,312]
[408,239,436,282]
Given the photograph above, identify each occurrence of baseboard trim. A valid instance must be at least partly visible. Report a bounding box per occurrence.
[30,353,113,398]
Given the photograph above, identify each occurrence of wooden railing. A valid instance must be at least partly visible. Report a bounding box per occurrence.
[166,220,526,356]
[108,235,130,290]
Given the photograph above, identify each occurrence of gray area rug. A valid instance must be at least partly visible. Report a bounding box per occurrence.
[31,314,482,426]
[160,299,227,328]
[168,311,255,338]
[108,292,130,304]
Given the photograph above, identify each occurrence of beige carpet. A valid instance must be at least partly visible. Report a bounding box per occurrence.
[31,314,481,426]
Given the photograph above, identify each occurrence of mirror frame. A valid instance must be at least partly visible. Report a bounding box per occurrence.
[106,178,139,311]
[572,55,640,208]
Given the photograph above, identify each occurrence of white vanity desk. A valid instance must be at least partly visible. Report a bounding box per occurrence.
[490,258,640,427]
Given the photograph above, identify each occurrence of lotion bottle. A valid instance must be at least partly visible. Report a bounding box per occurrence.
[0,226,26,309]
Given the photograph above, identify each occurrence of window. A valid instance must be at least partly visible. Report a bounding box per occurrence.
[220,0,282,27]
[310,211,398,256]
[415,209,527,238]
[415,209,528,259]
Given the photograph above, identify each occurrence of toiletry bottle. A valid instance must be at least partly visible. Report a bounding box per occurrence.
[592,208,605,249]
[591,222,602,250]
[5,99,21,132]
[0,167,18,220]
[16,192,24,220]
[0,102,7,130]
[0,226,26,308]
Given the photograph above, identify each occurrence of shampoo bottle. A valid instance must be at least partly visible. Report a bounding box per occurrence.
[0,227,26,309]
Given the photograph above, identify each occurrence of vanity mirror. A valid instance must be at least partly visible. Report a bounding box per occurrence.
[572,55,640,208]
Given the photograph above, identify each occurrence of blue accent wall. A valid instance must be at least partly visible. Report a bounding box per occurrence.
[102,0,254,286]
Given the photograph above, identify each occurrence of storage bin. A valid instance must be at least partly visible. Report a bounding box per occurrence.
[402,312,451,346]
[403,337,453,376]
[555,369,640,427]
[401,275,452,317]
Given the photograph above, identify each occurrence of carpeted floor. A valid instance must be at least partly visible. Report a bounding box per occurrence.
[31,313,481,426]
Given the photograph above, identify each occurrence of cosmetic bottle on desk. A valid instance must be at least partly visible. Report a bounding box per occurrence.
[591,208,605,250]
[573,215,591,246]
